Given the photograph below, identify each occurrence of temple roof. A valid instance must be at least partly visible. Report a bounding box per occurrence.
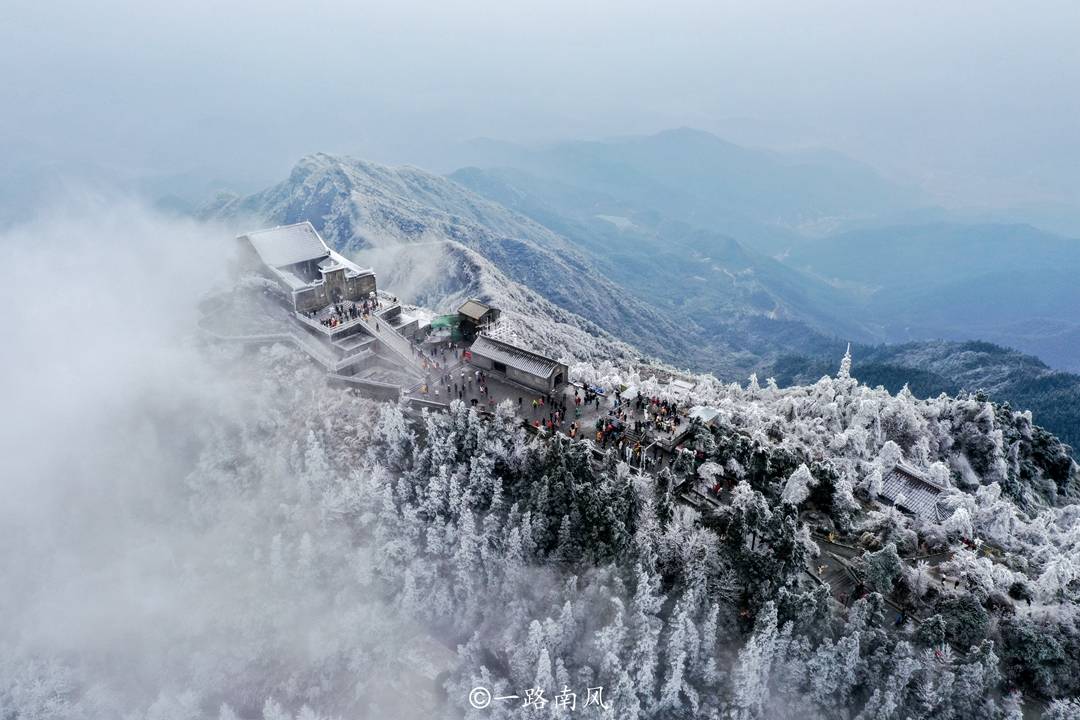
[242,221,329,268]
[470,335,563,379]
[879,462,949,521]
[459,299,496,322]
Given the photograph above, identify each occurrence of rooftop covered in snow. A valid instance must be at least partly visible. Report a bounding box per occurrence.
[458,299,499,323]
[241,221,330,269]
[688,406,722,425]
[239,221,374,293]
[470,335,563,379]
[879,462,949,522]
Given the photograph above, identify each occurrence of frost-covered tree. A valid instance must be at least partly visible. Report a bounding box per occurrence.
[781,464,817,506]
[11,292,1080,720]
[863,542,903,597]
[837,343,853,381]
[1044,698,1080,720]
[729,603,779,720]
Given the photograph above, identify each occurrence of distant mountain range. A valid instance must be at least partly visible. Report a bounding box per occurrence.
[447,164,876,360]
[785,222,1080,372]
[448,127,926,252]
[449,130,1080,369]
[200,135,1080,450]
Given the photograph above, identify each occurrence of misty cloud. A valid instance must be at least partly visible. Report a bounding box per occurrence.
[0,199,434,718]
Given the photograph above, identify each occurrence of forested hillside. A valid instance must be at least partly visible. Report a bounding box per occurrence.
[8,324,1079,718]
[7,0,1080,717]
[773,341,1080,453]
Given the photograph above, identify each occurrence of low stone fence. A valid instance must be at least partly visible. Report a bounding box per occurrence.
[327,374,402,402]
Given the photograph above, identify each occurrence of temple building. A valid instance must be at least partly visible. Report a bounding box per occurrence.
[237,221,377,313]
[457,299,501,333]
[466,334,568,395]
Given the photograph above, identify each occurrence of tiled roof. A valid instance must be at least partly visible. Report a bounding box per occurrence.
[470,335,563,379]
[459,299,494,321]
[242,221,329,268]
[879,462,947,521]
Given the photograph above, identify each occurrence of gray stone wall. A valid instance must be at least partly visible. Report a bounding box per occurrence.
[321,269,377,305]
[468,354,494,372]
[294,285,328,313]
[345,273,376,300]
[505,366,551,394]
[290,273,376,313]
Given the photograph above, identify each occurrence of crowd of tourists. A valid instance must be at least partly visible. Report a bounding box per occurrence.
[308,297,383,329]
[527,392,571,434]
[586,388,685,440]
[410,340,689,471]
[421,364,501,410]
[416,340,457,372]
[632,393,683,435]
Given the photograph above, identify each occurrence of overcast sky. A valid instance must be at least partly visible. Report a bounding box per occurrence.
[3,0,1078,210]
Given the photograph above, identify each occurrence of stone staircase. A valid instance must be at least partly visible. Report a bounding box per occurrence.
[358,312,423,379]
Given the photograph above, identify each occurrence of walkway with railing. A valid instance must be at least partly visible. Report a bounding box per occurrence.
[359,311,424,378]
[294,309,366,336]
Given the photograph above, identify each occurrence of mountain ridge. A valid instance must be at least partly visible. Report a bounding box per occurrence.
[201,152,1080,450]
[201,152,707,369]
[202,152,873,375]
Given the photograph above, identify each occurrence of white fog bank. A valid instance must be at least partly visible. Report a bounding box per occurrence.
[0,200,433,719]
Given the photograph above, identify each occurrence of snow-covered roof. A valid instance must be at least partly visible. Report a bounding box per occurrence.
[274,266,315,290]
[322,250,374,279]
[688,406,721,424]
[470,335,564,379]
[459,299,496,321]
[241,222,374,292]
[669,379,696,395]
[879,462,948,521]
[241,222,330,268]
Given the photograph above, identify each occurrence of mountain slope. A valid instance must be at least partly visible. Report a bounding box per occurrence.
[203,153,864,376]
[348,238,642,367]
[450,132,1080,375]
[200,153,1080,451]
[448,127,924,252]
[202,153,705,368]
[449,164,872,342]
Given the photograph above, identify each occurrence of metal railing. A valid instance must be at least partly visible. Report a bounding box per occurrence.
[360,313,422,377]
[294,310,367,335]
